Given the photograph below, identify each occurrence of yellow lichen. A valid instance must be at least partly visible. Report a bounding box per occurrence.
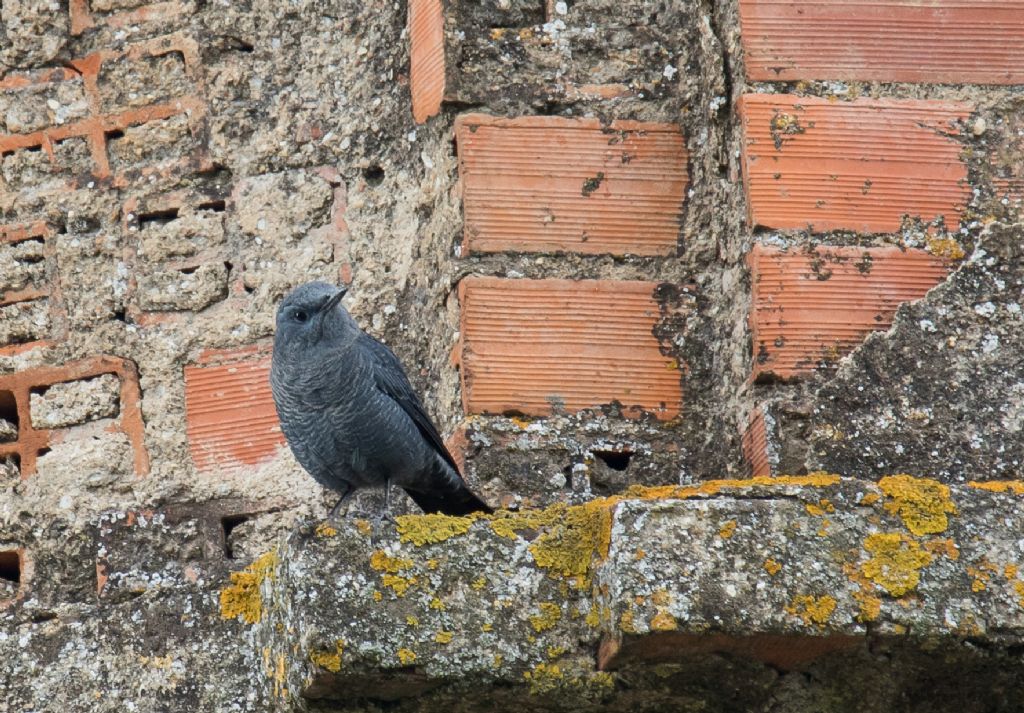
[925,237,966,260]
[585,603,600,628]
[493,654,503,667]
[546,645,566,659]
[396,648,417,665]
[529,602,562,633]
[396,513,477,546]
[434,631,453,644]
[785,594,837,627]
[878,475,956,536]
[372,591,382,602]
[764,558,782,576]
[427,559,439,570]
[524,663,564,695]
[650,610,678,631]
[309,640,344,673]
[650,589,670,606]
[369,551,413,573]
[429,597,445,610]
[220,549,278,624]
[314,522,337,537]
[861,532,933,597]
[619,609,636,634]
[719,520,737,539]
[634,548,646,560]
[482,623,493,632]
[406,615,419,627]
[471,577,487,590]
[381,574,417,596]
[968,480,1024,495]
[1005,564,1019,580]
[354,519,373,536]
[859,492,881,506]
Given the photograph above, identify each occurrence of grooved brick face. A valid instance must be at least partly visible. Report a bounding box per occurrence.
[740,95,971,234]
[749,245,952,380]
[408,0,445,123]
[740,0,1024,84]
[456,114,688,256]
[458,277,682,419]
[741,406,770,477]
[184,346,285,472]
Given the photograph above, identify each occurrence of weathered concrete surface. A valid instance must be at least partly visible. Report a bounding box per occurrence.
[229,475,1024,711]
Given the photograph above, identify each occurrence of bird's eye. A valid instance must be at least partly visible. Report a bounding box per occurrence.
[293,309,308,323]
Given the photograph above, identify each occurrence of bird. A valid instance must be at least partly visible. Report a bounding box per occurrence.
[270,281,493,519]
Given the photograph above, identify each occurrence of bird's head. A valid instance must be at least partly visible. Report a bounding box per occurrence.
[273,281,353,354]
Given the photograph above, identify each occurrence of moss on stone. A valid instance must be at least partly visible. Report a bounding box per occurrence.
[879,474,957,535]
[220,549,278,624]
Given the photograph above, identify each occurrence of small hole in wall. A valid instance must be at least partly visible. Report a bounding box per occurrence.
[221,515,248,559]
[363,165,385,186]
[136,208,180,229]
[0,550,21,585]
[197,199,227,212]
[593,450,632,472]
[112,309,127,323]
[36,447,51,459]
[105,129,125,141]
[0,390,18,438]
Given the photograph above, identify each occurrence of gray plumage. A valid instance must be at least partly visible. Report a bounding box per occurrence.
[270,281,492,517]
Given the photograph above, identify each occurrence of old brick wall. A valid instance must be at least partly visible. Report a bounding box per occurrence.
[1,0,1023,710]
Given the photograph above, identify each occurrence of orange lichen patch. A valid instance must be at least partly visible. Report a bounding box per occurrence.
[396,648,417,665]
[314,523,337,538]
[805,499,835,517]
[624,472,842,501]
[219,549,277,624]
[785,594,837,628]
[878,475,956,536]
[619,609,637,634]
[455,114,687,256]
[739,0,1024,84]
[650,610,678,631]
[183,350,285,472]
[719,520,738,539]
[924,538,959,561]
[926,237,966,261]
[309,640,344,672]
[408,0,444,123]
[858,492,881,506]
[749,245,953,379]
[369,551,413,574]
[764,558,782,576]
[861,533,932,597]
[968,480,1024,495]
[459,277,683,419]
[434,631,453,644]
[739,94,971,233]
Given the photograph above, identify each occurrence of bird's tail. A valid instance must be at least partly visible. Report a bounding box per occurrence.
[403,480,493,516]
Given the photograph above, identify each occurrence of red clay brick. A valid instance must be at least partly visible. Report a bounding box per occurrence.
[1,221,63,354]
[184,345,285,472]
[409,0,445,123]
[740,94,971,234]
[0,34,208,182]
[458,277,682,419]
[740,0,1024,84]
[456,114,687,256]
[741,406,771,477]
[749,245,952,380]
[0,356,149,477]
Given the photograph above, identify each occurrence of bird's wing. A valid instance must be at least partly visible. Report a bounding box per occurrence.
[360,333,463,476]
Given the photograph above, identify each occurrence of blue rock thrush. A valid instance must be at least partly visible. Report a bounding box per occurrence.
[270,281,493,518]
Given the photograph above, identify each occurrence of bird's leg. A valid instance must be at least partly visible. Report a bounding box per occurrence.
[327,482,355,521]
[374,479,398,526]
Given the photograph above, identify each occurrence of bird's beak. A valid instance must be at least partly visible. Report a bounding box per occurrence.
[319,287,346,315]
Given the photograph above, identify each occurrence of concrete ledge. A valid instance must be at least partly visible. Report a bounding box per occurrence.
[238,475,1024,710]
